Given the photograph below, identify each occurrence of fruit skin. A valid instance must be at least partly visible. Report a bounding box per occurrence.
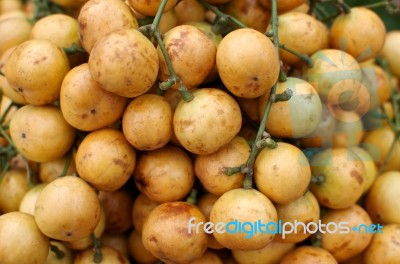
[364,224,400,264]
[306,49,362,103]
[142,201,208,264]
[210,188,278,251]
[9,105,76,162]
[217,28,279,98]
[280,246,338,264]
[0,17,31,57]
[60,63,128,131]
[365,171,400,224]
[34,176,101,242]
[89,28,159,98]
[158,25,217,89]
[254,142,311,205]
[78,0,138,53]
[195,136,250,196]
[330,7,386,62]
[173,88,242,155]
[0,212,50,264]
[320,204,373,262]
[75,128,136,192]
[74,245,130,264]
[259,77,322,139]
[0,169,30,213]
[232,241,295,264]
[4,39,70,105]
[134,145,194,203]
[310,148,366,209]
[128,0,177,16]
[122,94,173,151]
[380,31,400,78]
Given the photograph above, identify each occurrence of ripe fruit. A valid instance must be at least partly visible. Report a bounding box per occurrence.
[232,241,295,264]
[365,171,400,224]
[133,145,194,203]
[60,63,128,131]
[210,188,278,250]
[306,49,362,102]
[254,142,311,204]
[330,7,386,61]
[158,25,217,89]
[78,0,138,52]
[128,0,177,16]
[122,94,173,150]
[319,204,373,262]
[0,212,49,264]
[364,224,400,264]
[34,176,101,241]
[310,148,366,209]
[142,201,208,263]
[75,128,136,192]
[131,193,159,234]
[74,245,130,264]
[380,30,400,78]
[4,39,70,105]
[0,169,29,213]
[275,12,328,65]
[9,105,75,162]
[258,77,322,138]
[173,88,242,155]
[217,28,279,98]
[280,246,338,264]
[89,28,159,98]
[0,17,31,56]
[195,136,250,196]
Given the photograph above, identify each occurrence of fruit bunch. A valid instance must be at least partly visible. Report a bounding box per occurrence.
[0,0,400,263]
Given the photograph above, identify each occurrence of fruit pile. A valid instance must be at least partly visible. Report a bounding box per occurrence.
[0,0,400,263]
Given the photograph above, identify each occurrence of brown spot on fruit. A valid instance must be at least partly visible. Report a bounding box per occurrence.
[351,170,363,184]
[81,113,88,119]
[150,235,158,243]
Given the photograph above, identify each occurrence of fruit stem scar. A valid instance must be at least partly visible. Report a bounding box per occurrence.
[186,188,198,204]
[311,174,326,185]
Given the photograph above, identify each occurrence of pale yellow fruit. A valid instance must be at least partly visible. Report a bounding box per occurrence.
[0,17,31,57]
[0,169,29,213]
[380,31,400,78]
[89,28,159,98]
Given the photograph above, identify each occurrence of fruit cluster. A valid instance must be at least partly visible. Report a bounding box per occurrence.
[0,0,400,263]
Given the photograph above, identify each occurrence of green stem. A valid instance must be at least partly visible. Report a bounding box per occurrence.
[23,157,36,188]
[63,43,86,55]
[0,125,16,150]
[0,101,15,125]
[378,135,400,174]
[311,174,326,185]
[91,233,102,263]
[334,0,352,14]
[151,0,168,29]
[153,31,193,101]
[363,1,390,9]
[279,44,314,67]
[197,0,247,29]
[59,151,72,177]
[186,189,198,204]
[50,244,65,259]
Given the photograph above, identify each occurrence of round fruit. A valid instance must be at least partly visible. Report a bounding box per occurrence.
[258,77,322,138]
[330,7,386,61]
[78,0,138,52]
[350,146,377,194]
[34,176,101,241]
[280,246,338,264]
[210,188,278,251]
[380,30,400,78]
[0,169,29,213]
[173,88,242,155]
[158,25,217,89]
[122,94,173,150]
[217,28,279,98]
[75,128,136,192]
[320,204,373,262]
[19,183,46,215]
[310,148,366,209]
[128,0,177,16]
[142,201,208,263]
[232,241,295,264]
[274,191,320,243]
[365,171,400,224]
[0,212,49,264]
[60,63,128,131]
[259,0,306,12]
[74,245,130,264]
[331,110,364,148]
[9,105,75,162]
[128,230,158,264]
[195,136,250,196]
[133,145,194,203]
[4,39,70,105]
[0,17,31,57]
[131,193,159,234]
[306,49,362,102]
[275,12,327,65]
[364,224,400,264]
[89,28,159,98]
[254,142,311,204]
